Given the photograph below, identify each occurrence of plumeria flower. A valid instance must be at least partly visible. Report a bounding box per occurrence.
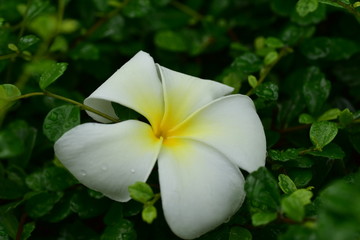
[54,51,266,239]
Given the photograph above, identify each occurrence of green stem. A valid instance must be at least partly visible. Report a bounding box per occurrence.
[0,53,17,61]
[15,91,120,123]
[171,1,203,21]
[148,193,161,206]
[246,47,292,96]
[331,0,360,21]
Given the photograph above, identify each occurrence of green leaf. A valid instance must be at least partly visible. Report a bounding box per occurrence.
[104,203,123,225]
[251,212,278,226]
[265,37,284,48]
[70,43,99,60]
[0,125,24,159]
[142,205,157,224]
[222,73,241,93]
[26,166,76,191]
[317,108,341,121]
[70,190,109,218]
[301,37,359,61]
[0,179,24,199]
[302,66,331,114]
[268,148,300,162]
[264,51,278,65]
[43,105,80,142]
[299,113,315,124]
[25,192,64,218]
[288,169,313,188]
[228,226,252,240]
[21,222,35,240]
[122,0,151,18]
[18,35,40,50]
[307,143,345,159]
[281,189,313,221]
[279,225,316,240]
[0,84,21,111]
[310,121,338,150]
[231,52,263,74]
[0,212,18,239]
[318,0,350,8]
[39,62,68,90]
[245,167,280,215]
[248,75,258,88]
[317,171,360,240]
[255,82,279,101]
[278,174,297,194]
[296,0,319,17]
[128,182,154,204]
[338,108,353,127]
[154,30,187,52]
[101,219,136,240]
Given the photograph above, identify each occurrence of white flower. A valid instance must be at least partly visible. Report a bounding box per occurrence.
[54,51,266,239]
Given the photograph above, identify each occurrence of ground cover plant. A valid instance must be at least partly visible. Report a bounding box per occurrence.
[0,0,360,239]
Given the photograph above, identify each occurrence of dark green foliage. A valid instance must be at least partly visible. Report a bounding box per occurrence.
[0,0,359,239]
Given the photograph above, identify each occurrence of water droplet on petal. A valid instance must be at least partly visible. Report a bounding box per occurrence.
[130,169,135,174]
[101,165,108,171]
[80,170,87,176]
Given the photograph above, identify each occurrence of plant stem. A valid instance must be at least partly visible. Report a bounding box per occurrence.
[331,0,360,22]
[171,1,203,21]
[15,91,120,123]
[246,47,292,96]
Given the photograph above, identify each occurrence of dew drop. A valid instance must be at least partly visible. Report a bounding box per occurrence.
[101,165,108,171]
[130,169,135,174]
[80,170,87,176]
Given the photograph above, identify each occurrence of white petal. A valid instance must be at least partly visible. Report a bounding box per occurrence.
[158,139,245,239]
[169,95,266,172]
[84,51,164,128]
[54,120,162,202]
[158,66,233,131]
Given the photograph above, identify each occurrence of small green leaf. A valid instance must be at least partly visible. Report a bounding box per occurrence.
[8,43,18,52]
[70,43,99,60]
[154,30,187,52]
[265,37,284,48]
[281,189,313,222]
[278,174,297,194]
[222,73,241,93]
[70,190,108,218]
[245,167,280,216]
[264,51,278,65]
[25,192,63,218]
[268,148,300,162]
[251,212,278,226]
[296,0,319,17]
[21,222,35,240]
[299,113,315,124]
[310,121,338,150]
[18,35,40,50]
[101,219,136,240]
[142,205,157,224]
[248,75,258,88]
[128,182,154,204]
[302,66,331,114]
[255,82,279,101]
[122,0,151,18]
[43,105,80,142]
[317,108,341,121]
[339,108,354,127]
[229,226,252,240]
[0,84,21,110]
[307,143,345,159]
[231,52,263,74]
[39,62,68,90]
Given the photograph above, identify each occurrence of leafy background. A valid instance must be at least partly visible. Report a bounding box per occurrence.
[1,0,360,239]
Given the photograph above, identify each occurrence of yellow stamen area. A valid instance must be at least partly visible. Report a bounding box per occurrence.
[154,123,179,147]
